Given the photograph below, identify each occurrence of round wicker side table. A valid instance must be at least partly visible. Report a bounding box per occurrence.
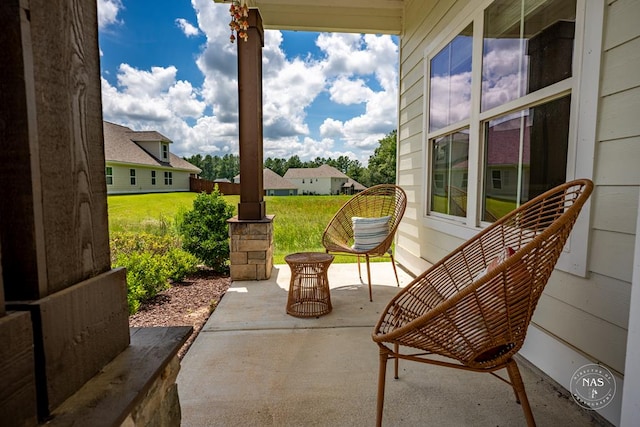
[285,252,334,318]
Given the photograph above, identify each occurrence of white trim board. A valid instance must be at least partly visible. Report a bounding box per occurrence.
[520,324,622,426]
[620,191,640,427]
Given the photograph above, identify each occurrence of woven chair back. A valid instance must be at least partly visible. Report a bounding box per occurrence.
[322,184,407,257]
[374,179,593,369]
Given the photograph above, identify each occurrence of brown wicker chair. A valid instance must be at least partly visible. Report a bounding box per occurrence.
[322,184,407,302]
[372,179,593,427]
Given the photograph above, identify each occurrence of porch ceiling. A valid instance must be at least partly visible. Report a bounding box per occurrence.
[215,0,403,34]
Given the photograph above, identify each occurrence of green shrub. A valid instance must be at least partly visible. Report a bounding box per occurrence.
[111,231,200,314]
[110,231,180,261]
[164,248,199,282]
[179,189,234,272]
[115,251,169,314]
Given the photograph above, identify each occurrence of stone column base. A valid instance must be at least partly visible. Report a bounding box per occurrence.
[228,215,274,281]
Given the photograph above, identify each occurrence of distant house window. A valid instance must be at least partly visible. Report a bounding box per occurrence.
[164,171,173,185]
[151,170,156,185]
[302,179,305,184]
[106,167,113,185]
[491,170,502,189]
[162,144,169,161]
[130,169,136,185]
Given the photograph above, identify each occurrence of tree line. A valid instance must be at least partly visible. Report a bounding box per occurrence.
[184,130,397,188]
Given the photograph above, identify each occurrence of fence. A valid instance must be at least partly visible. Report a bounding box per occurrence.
[190,177,241,195]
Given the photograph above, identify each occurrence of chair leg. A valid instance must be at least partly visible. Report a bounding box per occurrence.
[357,255,363,281]
[394,342,399,379]
[389,253,400,287]
[506,359,536,427]
[366,254,373,302]
[377,348,390,427]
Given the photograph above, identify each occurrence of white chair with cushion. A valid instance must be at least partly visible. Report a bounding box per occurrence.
[322,184,407,301]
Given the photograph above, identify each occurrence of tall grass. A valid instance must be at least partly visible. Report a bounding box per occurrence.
[107,192,355,264]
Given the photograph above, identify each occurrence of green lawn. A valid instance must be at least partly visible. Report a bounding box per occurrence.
[107,192,355,264]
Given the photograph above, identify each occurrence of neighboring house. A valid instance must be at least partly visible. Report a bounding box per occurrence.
[103,121,201,194]
[283,164,351,195]
[234,169,298,196]
[342,178,366,195]
[263,169,298,196]
[229,0,639,425]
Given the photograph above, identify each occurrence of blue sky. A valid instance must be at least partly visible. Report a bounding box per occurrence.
[97,0,399,165]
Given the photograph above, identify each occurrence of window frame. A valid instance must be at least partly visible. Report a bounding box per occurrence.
[162,143,169,161]
[151,170,156,186]
[105,167,113,185]
[164,171,173,186]
[421,0,602,277]
[130,168,136,186]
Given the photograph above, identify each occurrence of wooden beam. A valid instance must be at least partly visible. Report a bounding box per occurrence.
[237,9,266,220]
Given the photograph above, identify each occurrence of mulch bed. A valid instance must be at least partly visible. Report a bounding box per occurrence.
[128,268,231,359]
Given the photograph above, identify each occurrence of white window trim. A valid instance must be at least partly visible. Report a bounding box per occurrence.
[106,167,113,185]
[420,0,603,278]
[162,143,169,161]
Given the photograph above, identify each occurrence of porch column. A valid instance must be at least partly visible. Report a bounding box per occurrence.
[229,8,273,281]
[237,8,265,220]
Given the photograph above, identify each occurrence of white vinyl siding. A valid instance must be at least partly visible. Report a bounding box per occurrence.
[105,164,192,194]
[395,1,637,424]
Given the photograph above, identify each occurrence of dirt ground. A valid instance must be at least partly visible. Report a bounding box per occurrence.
[128,269,231,359]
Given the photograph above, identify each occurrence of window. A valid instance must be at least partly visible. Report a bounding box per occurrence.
[491,170,502,190]
[105,167,113,185]
[130,169,136,186]
[151,170,156,185]
[162,144,169,160]
[430,131,469,218]
[424,0,600,276]
[164,171,173,185]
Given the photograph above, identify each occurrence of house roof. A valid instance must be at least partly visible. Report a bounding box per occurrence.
[343,178,367,191]
[214,0,402,34]
[283,164,349,179]
[486,119,531,166]
[127,131,171,143]
[263,169,297,190]
[103,121,201,173]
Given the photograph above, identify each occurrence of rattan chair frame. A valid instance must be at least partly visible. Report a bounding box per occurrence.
[322,184,407,302]
[372,179,594,427]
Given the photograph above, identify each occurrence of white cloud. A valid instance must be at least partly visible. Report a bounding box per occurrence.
[99,0,399,164]
[320,119,344,139]
[97,0,123,30]
[116,64,178,97]
[481,39,526,110]
[176,18,201,37]
[329,77,373,105]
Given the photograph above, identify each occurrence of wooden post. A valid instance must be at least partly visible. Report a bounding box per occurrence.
[237,8,265,220]
[0,0,129,420]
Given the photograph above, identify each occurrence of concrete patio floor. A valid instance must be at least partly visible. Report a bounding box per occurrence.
[177,262,607,426]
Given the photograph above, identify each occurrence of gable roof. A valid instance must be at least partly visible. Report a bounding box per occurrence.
[263,168,297,190]
[103,121,201,173]
[283,164,349,179]
[343,178,367,191]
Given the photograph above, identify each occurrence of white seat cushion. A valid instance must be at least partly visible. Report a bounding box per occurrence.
[352,216,391,251]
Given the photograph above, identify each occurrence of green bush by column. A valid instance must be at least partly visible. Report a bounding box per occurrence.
[178,188,234,273]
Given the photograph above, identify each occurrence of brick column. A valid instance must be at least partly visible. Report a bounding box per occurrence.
[229,215,274,280]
